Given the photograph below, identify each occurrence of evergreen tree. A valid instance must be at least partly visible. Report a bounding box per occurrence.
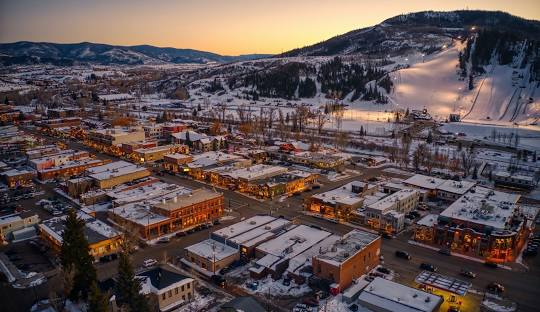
[115,252,149,312]
[60,209,97,301]
[88,281,108,312]
[3,96,8,105]
[192,109,197,117]
[360,125,364,136]
[426,131,433,144]
[533,151,537,162]
[185,131,192,148]
[197,103,202,111]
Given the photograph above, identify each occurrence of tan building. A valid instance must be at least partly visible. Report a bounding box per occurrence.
[87,127,145,147]
[136,265,195,312]
[39,212,123,260]
[0,211,39,242]
[86,161,151,189]
[183,239,239,275]
[1,168,34,188]
[365,188,420,234]
[132,144,189,163]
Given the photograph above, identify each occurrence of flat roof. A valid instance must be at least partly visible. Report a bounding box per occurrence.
[314,230,380,265]
[88,161,148,181]
[187,151,244,169]
[110,203,170,226]
[311,181,368,206]
[439,187,520,230]
[367,189,418,212]
[108,182,190,206]
[40,212,120,244]
[437,180,476,195]
[404,174,445,190]
[213,215,277,239]
[222,164,287,181]
[225,218,290,246]
[416,214,439,227]
[153,188,222,210]
[358,277,442,312]
[185,239,238,261]
[256,224,332,260]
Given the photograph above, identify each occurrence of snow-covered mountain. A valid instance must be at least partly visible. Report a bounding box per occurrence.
[175,10,540,126]
[0,42,271,66]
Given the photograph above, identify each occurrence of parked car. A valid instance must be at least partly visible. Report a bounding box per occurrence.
[486,282,505,293]
[157,237,170,244]
[448,306,461,312]
[420,263,437,272]
[438,248,451,256]
[376,267,391,274]
[143,259,157,268]
[395,250,411,260]
[460,269,476,278]
[282,278,291,286]
[302,297,319,307]
[381,232,393,239]
[175,231,187,237]
[484,261,498,269]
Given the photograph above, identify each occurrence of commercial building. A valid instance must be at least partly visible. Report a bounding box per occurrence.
[311,230,381,291]
[86,161,151,189]
[39,212,123,260]
[36,117,81,129]
[162,153,194,173]
[183,239,239,275]
[307,181,377,221]
[109,188,224,240]
[0,211,39,243]
[357,277,443,312]
[492,171,536,191]
[86,127,145,155]
[365,188,420,234]
[37,158,105,181]
[132,144,188,163]
[1,168,33,188]
[287,151,350,170]
[171,130,226,152]
[414,187,527,262]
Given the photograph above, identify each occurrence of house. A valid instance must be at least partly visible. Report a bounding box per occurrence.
[136,265,195,312]
[171,130,226,152]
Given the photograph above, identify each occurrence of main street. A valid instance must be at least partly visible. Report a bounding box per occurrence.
[21,128,540,311]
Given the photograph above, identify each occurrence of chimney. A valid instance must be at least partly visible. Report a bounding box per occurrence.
[173,196,177,203]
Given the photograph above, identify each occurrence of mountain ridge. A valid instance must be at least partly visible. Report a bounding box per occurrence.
[0,41,272,66]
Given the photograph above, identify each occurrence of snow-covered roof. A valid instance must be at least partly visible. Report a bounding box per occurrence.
[39,212,120,245]
[107,182,189,206]
[314,230,380,266]
[87,161,148,181]
[256,225,332,262]
[493,171,535,182]
[358,277,442,312]
[98,93,134,101]
[221,164,288,181]
[185,239,238,261]
[311,181,369,206]
[403,174,445,190]
[224,218,290,247]
[367,189,418,212]
[416,214,439,227]
[110,203,170,226]
[213,215,277,239]
[2,168,32,177]
[153,188,221,211]
[437,180,476,195]
[187,151,244,168]
[439,187,520,231]
[415,271,471,296]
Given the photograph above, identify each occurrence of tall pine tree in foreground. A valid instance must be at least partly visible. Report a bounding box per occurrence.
[115,251,149,312]
[88,281,109,312]
[60,209,97,301]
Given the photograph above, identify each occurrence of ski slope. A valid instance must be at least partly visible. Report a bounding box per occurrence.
[388,42,540,126]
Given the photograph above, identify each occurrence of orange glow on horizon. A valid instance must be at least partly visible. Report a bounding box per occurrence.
[1,0,539,55]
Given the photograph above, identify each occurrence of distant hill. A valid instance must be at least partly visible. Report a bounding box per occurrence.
[0,41,271,66]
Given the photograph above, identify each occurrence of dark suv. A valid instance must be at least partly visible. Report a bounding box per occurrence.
[395,250,411,260]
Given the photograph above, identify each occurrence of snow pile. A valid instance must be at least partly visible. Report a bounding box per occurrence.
[243,276,312,297]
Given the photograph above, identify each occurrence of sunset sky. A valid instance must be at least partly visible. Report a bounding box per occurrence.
[1,0,539,55]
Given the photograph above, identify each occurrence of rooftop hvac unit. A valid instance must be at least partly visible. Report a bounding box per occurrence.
[249,221,256,225]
